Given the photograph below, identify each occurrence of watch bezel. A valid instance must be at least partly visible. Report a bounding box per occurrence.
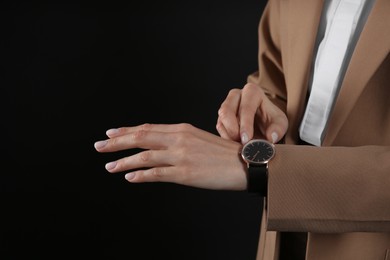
[241,139,275,165]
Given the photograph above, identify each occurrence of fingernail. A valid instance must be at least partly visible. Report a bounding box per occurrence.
[125,172,135,181]
[241,132,249,144]
[105,161,117,171]
[106,128,118,136]
[94,140,107,149]
[271,132,278,143]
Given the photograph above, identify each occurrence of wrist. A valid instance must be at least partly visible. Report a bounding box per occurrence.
[240,139,275,196]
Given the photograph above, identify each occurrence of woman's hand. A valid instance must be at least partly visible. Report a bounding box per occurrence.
[94,123,247,191]
[216,83,288,144]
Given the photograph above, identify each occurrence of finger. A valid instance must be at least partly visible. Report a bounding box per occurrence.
[105,123,212,141]
[238,83,263,144]
[217,89,241,141]
[94,129,175,152]
[124,166,182,184]
[105,123,180,138]
[257,98,288,143]
[105,150,172,173]
[216,119,228,139]
[216,118,237,141]
[264,114,288,144]
[254,119,286,143]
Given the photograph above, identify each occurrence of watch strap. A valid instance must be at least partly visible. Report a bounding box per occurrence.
[247,164,268,196]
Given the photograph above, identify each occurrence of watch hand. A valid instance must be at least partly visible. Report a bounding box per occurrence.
[251,151,260,160]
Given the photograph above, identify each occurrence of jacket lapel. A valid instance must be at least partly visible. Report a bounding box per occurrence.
[284,0,325,143]
[323,0,390,146]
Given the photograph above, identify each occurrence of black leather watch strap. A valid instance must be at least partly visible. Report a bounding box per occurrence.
[247,164,268,196]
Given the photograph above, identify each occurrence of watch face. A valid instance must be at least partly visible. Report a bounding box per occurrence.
[241,139,275,165]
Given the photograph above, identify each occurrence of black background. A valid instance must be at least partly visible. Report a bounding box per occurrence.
[1,1,267,259]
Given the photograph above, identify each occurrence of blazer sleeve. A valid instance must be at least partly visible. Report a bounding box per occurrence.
[267,144,390,233]
[250,0,390,233]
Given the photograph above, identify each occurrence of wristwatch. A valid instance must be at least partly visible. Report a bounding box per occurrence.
[241,139,275,196]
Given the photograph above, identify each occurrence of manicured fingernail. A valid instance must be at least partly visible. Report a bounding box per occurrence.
[105,161,117,171]
[241,132,249,144]
[125,172,135,181]
[271,132,278,143]
[94,140,107,149]
[106,128,118,136]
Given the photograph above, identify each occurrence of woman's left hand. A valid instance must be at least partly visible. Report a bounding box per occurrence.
[94,123,247,191]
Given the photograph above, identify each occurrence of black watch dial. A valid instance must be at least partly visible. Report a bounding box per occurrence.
[241,139,275,165]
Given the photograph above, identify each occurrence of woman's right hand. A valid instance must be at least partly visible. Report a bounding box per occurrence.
[216,83,288,144]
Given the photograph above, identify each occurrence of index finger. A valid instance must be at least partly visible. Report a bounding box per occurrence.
[105,123,182,138]
[238,83,264,143]
[94,129,175,153]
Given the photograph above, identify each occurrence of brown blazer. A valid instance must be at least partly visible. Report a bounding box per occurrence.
[247,0,390,259]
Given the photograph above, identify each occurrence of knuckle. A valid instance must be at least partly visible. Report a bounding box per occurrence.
[175,148,192,168]
[228,88,241,96]
[140,123,153,131]
[114,160,123,170]
[218,107,229,119]
[175,148,187,161]
[175,134,186,146]
[139,150,152,162]
[243,83,265,97]
[109,137,119,147]
[243,82,257,90]
[216,122,221,131]
[151,167,165,178]
[177,123,192,132]
[132,129,147,141]
[175,132,192,146]
[114,127,124,134]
